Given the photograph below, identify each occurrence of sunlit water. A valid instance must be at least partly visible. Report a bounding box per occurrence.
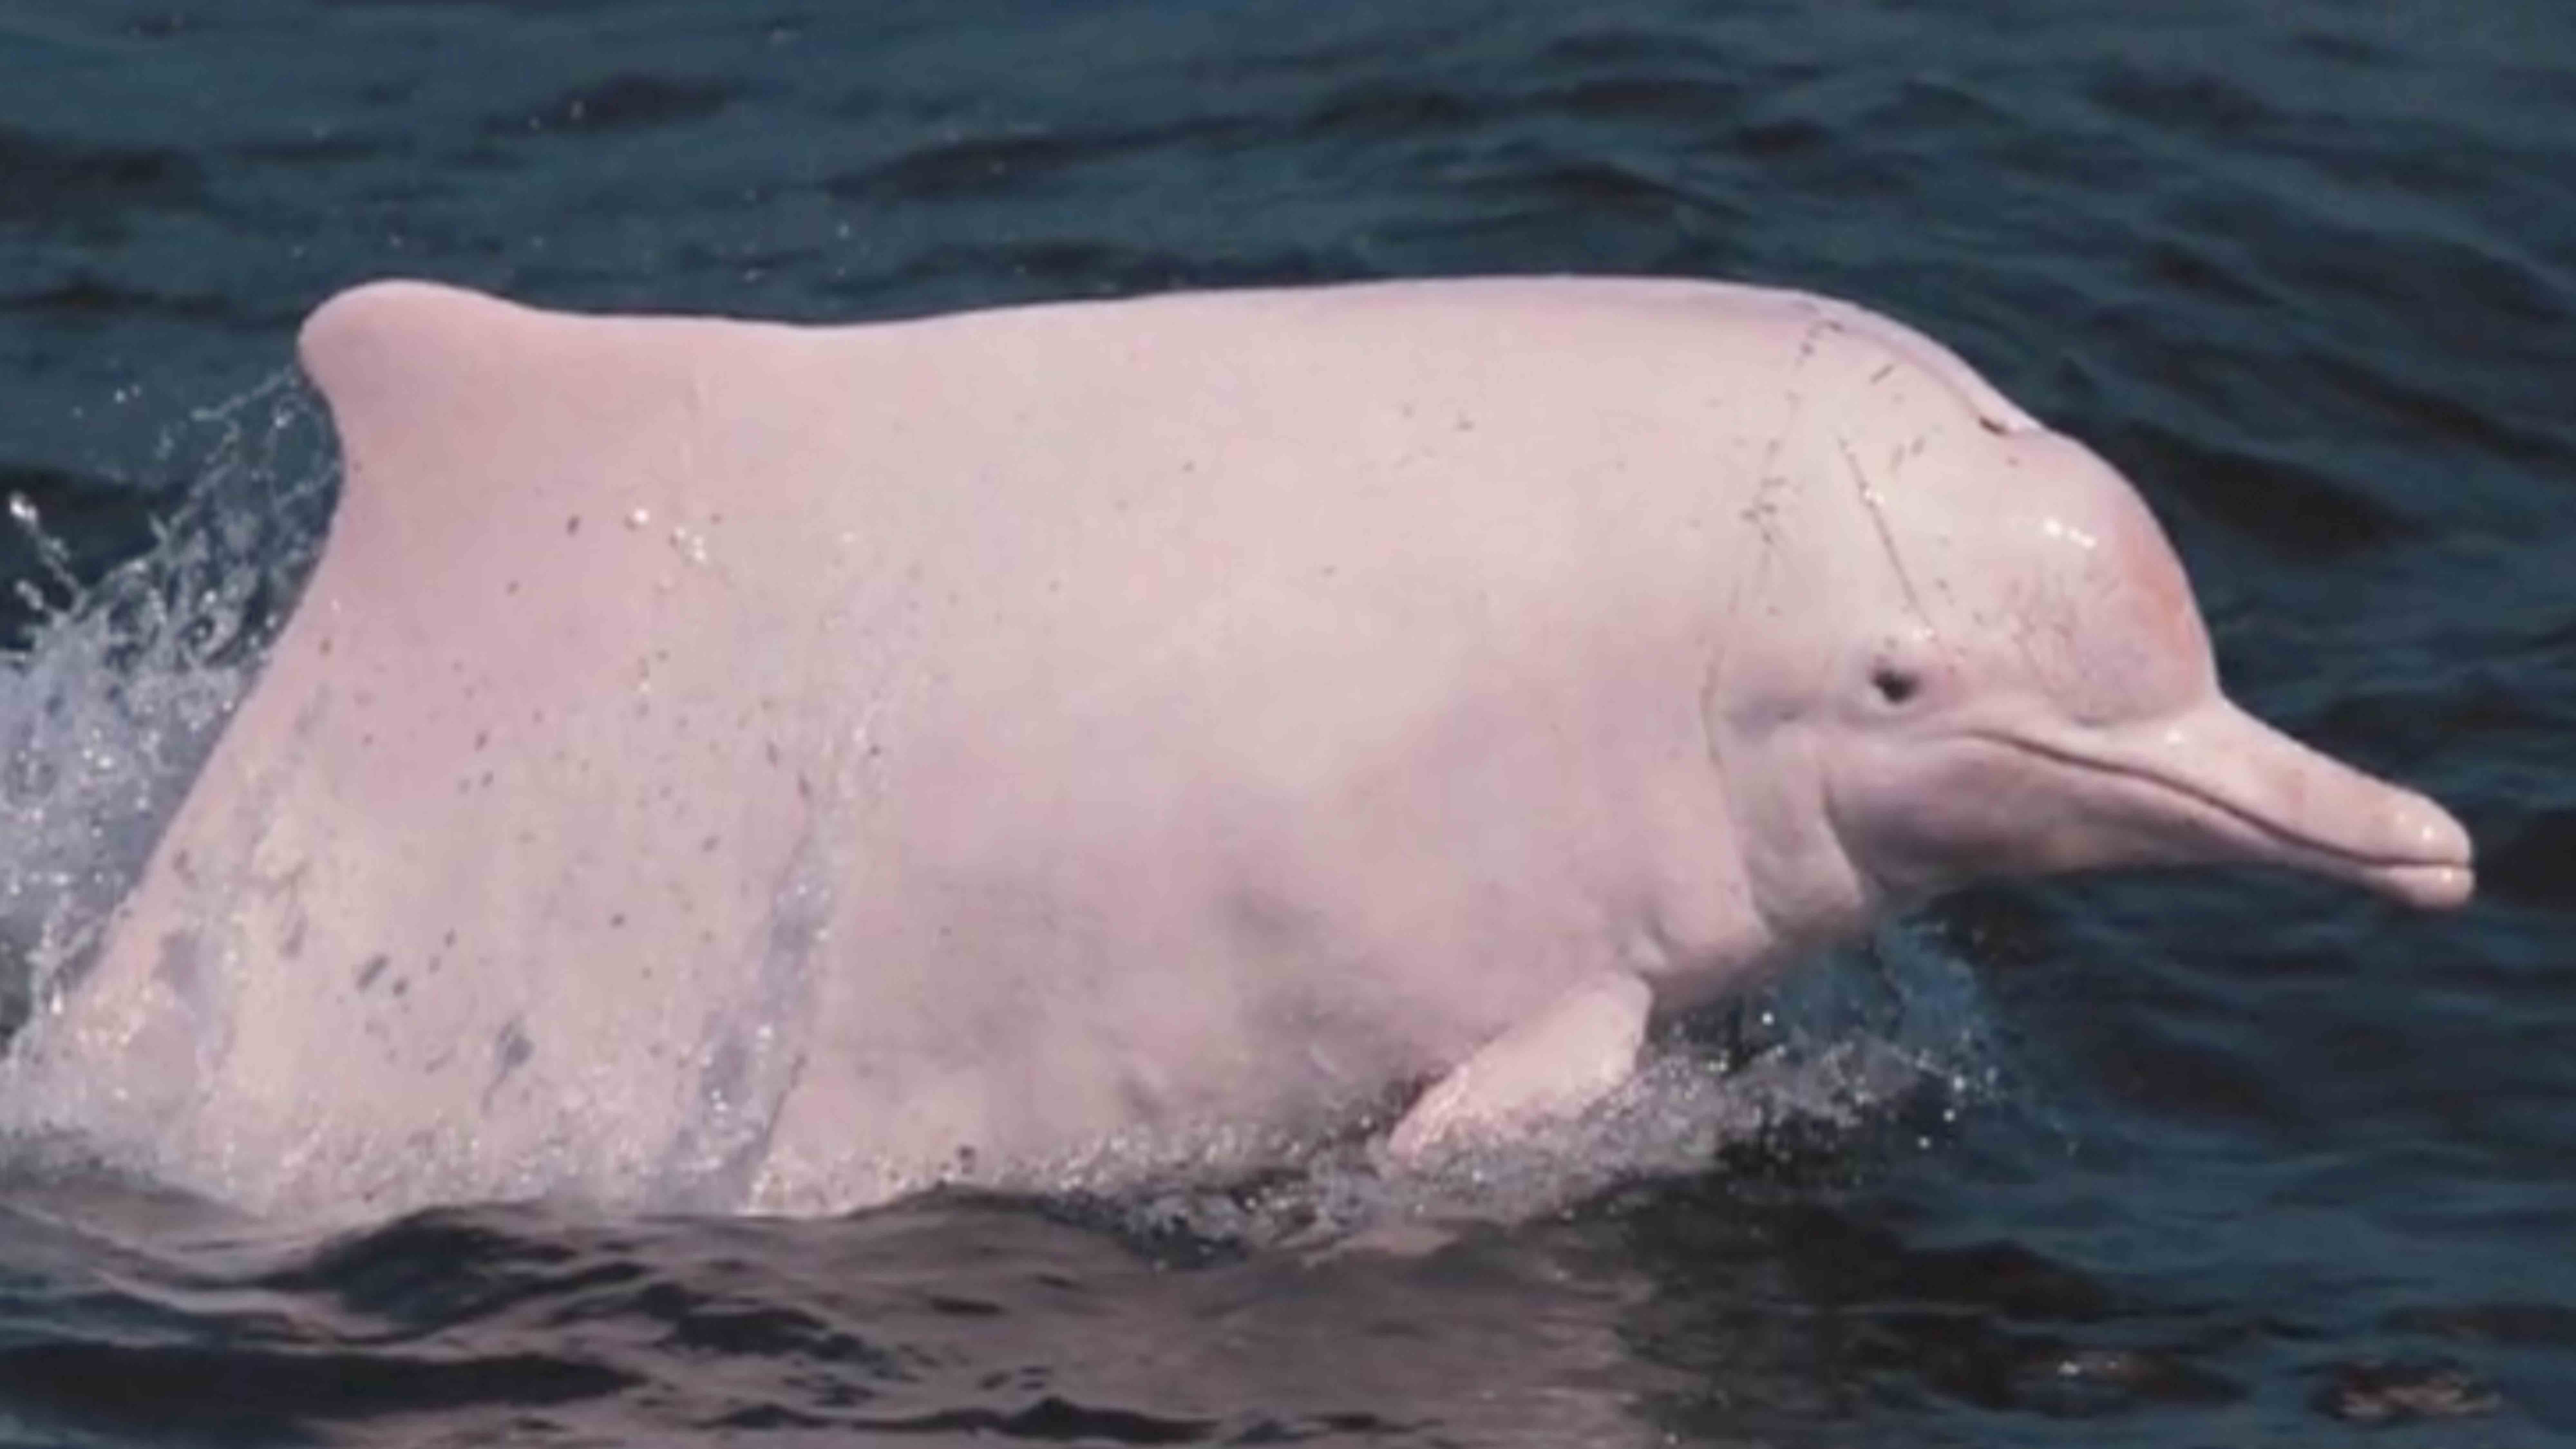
[2,1,2571,1444]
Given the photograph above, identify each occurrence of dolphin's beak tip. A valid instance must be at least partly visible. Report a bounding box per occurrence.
[2391,861,2476,911]
[2378,794,2475,910]
[2142,701,2477,913]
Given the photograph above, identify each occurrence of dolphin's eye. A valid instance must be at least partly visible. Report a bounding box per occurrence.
[1870,665,1922,706]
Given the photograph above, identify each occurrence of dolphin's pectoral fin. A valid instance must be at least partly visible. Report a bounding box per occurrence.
[1383,972,1651,1164]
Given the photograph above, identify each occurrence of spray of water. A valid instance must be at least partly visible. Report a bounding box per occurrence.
[1055,922,2006,1254]
[0,373,337,1049]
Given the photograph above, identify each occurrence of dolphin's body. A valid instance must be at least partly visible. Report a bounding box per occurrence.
[12,278,2471,1218]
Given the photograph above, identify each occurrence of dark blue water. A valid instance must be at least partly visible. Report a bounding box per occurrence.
[3,1,2572,1443]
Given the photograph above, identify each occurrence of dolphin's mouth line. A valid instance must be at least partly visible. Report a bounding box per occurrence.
[1955,728,2463,871]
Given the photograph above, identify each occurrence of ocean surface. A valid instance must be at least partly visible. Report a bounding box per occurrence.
[2,0,2571,1444]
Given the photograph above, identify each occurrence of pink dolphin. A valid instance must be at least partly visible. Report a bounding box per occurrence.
[15,278,2471,1218]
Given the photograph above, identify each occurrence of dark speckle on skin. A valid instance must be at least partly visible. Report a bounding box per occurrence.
[355,953,390,991]
[154,931,200,993]
[486,1018,535,1105]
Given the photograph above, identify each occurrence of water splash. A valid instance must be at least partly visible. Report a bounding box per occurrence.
[1058,922,2005,1255]
[0,374,337,1047]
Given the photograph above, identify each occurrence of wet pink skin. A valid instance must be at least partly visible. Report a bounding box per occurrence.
[20,278,2473,1220]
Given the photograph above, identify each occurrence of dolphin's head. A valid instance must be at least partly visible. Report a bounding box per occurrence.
[1704,416,2472,946]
